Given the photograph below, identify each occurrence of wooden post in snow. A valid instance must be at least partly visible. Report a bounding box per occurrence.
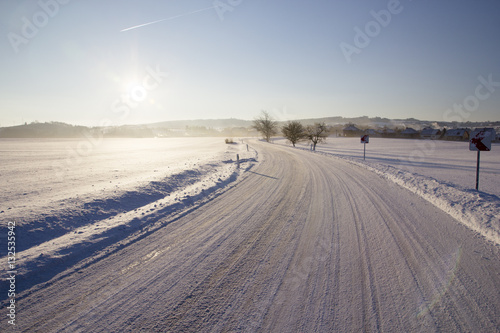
[361,135,369,160]
[469,128,495,191]
[476,151,480,190]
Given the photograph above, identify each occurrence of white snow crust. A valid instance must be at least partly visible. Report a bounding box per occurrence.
[277,137,500,245]
[2,135,499,287]
[0,138,256,278]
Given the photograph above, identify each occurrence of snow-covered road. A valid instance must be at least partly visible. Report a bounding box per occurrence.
[9,140,500,332]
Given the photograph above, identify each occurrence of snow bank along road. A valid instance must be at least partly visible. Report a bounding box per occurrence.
[7,140,500,332]
[275,137,500,245]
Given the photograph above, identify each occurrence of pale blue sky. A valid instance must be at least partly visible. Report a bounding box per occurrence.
[1,0,499,126]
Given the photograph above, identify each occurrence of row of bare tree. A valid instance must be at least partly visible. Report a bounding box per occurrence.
[252,111,328,151]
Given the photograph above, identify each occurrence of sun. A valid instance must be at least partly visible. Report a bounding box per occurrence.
[124,79,140,93]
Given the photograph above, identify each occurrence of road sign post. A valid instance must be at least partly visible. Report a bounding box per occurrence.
[361,135,369,160]
[469,128,495,190]
[476,151,480,190]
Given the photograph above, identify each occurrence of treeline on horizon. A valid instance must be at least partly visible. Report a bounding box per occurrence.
[0,121,254,138]
[1,119,499,139]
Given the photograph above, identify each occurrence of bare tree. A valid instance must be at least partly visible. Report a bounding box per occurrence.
[282,121,305,147]
[305,122,328,151]
[252,111,278,142]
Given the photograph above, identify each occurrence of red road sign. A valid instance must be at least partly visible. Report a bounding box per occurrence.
[361,135,369,144]
[469,128,495,151]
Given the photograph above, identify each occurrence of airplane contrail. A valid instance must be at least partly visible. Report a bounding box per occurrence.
[120,6,217,32]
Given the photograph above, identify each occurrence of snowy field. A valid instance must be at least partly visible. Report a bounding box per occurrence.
[8,138,500,332]
[276,137,500,244]
[0,138,255,280]
[1,136,499,296]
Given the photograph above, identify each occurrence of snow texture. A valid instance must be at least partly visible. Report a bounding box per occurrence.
[6,139,500,332]
[0,138,256,282]
[277,137,500,245]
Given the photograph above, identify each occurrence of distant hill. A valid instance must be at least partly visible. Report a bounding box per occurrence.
[0,122,89,138]
[1,117,499,138]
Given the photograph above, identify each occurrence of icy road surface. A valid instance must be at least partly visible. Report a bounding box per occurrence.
[7,140,500,332]
[275,137,500,245]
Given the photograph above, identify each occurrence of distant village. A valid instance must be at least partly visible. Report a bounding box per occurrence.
[339,124,500,142]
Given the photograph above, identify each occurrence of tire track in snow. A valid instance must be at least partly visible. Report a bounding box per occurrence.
[348,175,443,330]
[10,139,500,332]
[334,169,383,332]
[341,162,499,331]
[157,148,312,332]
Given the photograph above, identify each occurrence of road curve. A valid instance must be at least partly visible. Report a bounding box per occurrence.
[13,140,500,332]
